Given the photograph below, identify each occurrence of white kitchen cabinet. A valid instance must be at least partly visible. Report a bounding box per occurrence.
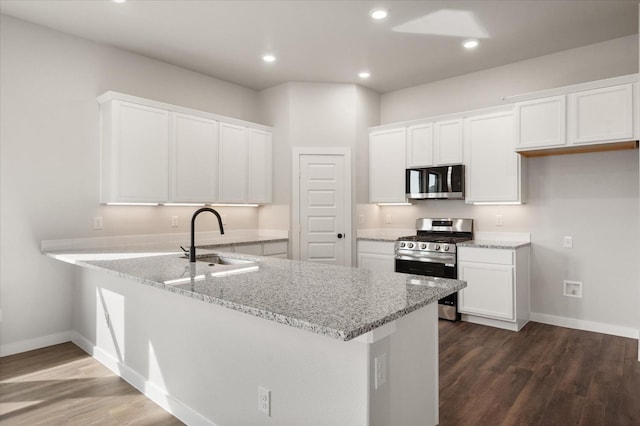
[406,123,433,167]
[464,110,525,204]
[515,95,566,149]
[434,119,463,165]
[100,100,170,203]
[357,240,395,272]
[568,83,634,145]
[171,113,219,203]
[218,122,249,203]
[458,245,530,331]
[248,129,273,204]
[369,128,407,203]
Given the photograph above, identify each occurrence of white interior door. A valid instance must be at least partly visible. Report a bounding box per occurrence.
[299,154,347,265]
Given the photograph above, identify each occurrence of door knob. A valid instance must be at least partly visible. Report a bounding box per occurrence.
[337,233,343,239]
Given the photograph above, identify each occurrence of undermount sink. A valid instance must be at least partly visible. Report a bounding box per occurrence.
[194,254,255,266]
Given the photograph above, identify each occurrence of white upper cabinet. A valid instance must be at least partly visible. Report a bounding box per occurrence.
[218,122,249,203]
[99,92,273,205]
[248,128,273,204]
[100,100,170,203]
[369,128,407,203]
[465,110,524,204]
[171,113,219,203]
[434,119,463,165]
[406,123,433,167]
[568,84,634,145]
[515,95,566,149]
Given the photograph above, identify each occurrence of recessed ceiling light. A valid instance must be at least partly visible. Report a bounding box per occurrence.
[358,71,371,79]
[463,39,479,49]
[112,0,127,3]
[262,54,276,63]
[369,8,389,20]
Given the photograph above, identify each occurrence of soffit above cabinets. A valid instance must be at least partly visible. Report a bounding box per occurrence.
[1,1,637,93]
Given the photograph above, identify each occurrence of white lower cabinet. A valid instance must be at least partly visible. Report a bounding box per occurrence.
[357,240,395,272]
[457,245,530,331]
[231,241,288,258]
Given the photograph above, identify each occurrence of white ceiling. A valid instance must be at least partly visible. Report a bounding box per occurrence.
[1,0,638,93]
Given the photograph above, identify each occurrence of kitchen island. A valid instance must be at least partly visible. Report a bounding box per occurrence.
[45,247,465,426]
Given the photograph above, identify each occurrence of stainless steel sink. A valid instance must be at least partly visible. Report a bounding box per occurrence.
[165,254,259,285]
[194,254,255,266]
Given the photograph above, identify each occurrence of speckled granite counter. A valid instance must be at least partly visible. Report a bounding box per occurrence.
[457,240,530,249]
[44,249,465,341]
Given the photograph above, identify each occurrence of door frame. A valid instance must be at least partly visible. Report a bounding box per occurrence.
[291,147,352,265]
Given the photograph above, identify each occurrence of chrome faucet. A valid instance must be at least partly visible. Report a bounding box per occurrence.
[189,207,225,262]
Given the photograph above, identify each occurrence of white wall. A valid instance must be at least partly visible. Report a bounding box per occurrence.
[0,15,263,351]
[377,35,640,335]
[381,35,638,124]
[257,82,380,260]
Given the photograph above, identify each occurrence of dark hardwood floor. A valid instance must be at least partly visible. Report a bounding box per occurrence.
[1,322,638,425]
[439,320,640,426]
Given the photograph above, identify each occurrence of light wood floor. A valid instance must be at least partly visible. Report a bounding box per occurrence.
[1,323,638,425]
[0,343,183,425]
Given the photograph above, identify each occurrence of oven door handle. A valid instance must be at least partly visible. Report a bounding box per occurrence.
[395,253,456,266]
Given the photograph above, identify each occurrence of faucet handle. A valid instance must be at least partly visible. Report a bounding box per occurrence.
[180,246,190,256]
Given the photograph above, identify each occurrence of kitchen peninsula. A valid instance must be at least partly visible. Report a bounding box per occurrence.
[44,247,465,426]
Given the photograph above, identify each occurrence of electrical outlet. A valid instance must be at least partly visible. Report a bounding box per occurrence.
[496,214,503,226]
[221,215,228,225]
[94,216,104,230]
[563,236,573,248]
[358,214,365,225]
[374,353,387,389]
[171,216,179,228]
[563,280,583,298]
[258,386,270,416]
[384,214,392,224]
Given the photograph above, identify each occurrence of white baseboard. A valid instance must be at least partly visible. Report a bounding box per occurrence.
[461,314,526,332]
[0,331,72,357]
[530,313,640,339]
[70,332,216,426]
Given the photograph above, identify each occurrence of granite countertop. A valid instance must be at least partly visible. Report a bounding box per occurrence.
[44,248,465,342]
[457,240,531,249]
[199,235,287,248]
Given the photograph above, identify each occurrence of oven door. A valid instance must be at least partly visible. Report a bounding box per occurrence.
[395,256,460,321]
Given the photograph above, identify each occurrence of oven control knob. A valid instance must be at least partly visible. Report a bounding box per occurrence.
[434,244,441,251]
[407,243,414,249]
[399,242,405,248]
[420,243,427,249]
[443,244,450,251]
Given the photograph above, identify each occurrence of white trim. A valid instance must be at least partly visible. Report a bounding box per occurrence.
[0,331,72,357]
[291,147,353,266]
[461,315,526,332]
[71,331,217,426]
[530,313,640,339]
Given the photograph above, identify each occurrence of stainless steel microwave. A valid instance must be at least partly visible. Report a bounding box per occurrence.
[406,165,465,200]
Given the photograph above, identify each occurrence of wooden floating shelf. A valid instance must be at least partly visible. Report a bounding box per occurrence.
[517,140,639,158]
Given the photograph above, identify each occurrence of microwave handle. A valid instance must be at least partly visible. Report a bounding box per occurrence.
[447,166,453,192]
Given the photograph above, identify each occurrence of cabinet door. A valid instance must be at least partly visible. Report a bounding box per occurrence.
[171,113,219,202]
[407,124,433,167]
[103,101,169,203]
[218,122,249,203]
[247,129,273,204]
[434,119,463,165]
[569,84,633,145]
[515,96,566,149]
[369,128,407,203]
[358,253,395,272]
[465,111,522,203]
[458,261,514,320]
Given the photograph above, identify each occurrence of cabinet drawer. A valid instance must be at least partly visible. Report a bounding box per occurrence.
[263,241,288,256]
[357,240,395,255]
[458,247,513,265]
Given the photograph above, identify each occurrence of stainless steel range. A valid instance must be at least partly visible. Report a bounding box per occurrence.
[395,218,474,321]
